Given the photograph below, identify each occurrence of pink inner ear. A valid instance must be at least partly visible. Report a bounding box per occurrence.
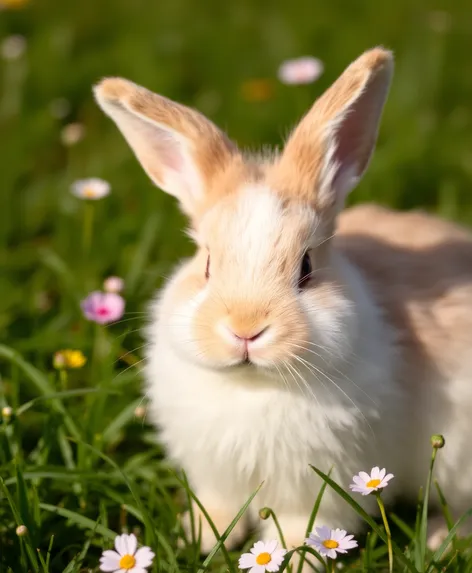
[112,106,189,190]
[333,111,363,176]
[330,78,386,193]
[153,126,185,173]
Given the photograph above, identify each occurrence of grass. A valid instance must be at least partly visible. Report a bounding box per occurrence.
[1,0,472,570]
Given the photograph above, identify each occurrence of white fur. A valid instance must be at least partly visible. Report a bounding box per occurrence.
[145,240,407,545]
[144,185,472,560]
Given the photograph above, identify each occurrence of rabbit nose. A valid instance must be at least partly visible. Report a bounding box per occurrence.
[230,326,268,342]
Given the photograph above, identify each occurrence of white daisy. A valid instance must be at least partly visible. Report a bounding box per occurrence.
[71,178,110,200]
[305,526,358,559]
[61,123,85,146]
[239,540,286,573]
[349,466,394,496]
[1,35,27,61]
[99,533,154,572]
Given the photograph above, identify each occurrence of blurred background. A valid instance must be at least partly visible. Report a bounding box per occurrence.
[1,0,472,568]
[2,0,472,352]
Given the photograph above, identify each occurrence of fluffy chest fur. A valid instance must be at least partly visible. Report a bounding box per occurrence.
[145,291,404,516]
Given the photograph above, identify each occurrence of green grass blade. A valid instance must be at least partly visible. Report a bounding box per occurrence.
[70,438,160,564]
[39,503,116,539]
[175,471,236,573]
[434,479,455,532]
[390,513,416,540]
[427,508,472,572]
[0,476,40,570]
[62,536,92,573]
[197,482,264,573]
[15,463,38,545]
[0,344,81,440]
[101,396,143,444]
[418,448,438,570]
[297,467,332,573]
[16,388,117,416]
[124,213,161,297]
[284,546,325,571]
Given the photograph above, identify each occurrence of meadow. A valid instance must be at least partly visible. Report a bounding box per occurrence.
[1,0,472,571]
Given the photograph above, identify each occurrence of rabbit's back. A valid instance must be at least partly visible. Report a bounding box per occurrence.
[336,203,472,391]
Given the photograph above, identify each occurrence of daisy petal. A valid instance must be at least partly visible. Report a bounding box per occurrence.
[315,525,331,540]
[134,546,155,567]
[327,548,338,559]
[99,550,121,572]
[129,569,147,573]
[351,476,365,485]
[270,550,286,564]
[350,485,366,493]
[371,467,380,479]
[358,471,371,481]
[384,473,394,482]
[266,561,282,572]
[114,534,127,555]
[379,468,386,480]
[249,566,266,573]
[239,553,256,568]
[250,541,266,555]
[311,540,324,552]
[126,534,137,556]
[265,539,278,554]
[331,529,347,541]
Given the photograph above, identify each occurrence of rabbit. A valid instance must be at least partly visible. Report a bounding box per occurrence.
[94,47,472,558]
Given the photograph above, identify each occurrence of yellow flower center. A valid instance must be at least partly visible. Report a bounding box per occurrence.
[366,478,381,488]
[83,187,97,198]
[322,539,339,549]
[119,554,136,569]
[256,552,272,565]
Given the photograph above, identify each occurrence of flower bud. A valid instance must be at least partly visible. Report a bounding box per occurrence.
[258,507,271,520]
[103,276,124,294]
[2,406,13,421]
[16,525,28,537]
[431,434,445,449]
[134,406,146,418]
[53,351,66,369]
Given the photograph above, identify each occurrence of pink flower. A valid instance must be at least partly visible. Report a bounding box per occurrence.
[277,56,324,85]
[81,291,125,324]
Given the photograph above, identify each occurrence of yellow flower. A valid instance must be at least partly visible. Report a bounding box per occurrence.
[53,350,87,370]
[0,0,30,9]
[240,79,274,102]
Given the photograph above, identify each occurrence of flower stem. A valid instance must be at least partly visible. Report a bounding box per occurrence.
[266,508,287,549]
[59,369,68,390]
[419,444,439,567]
[82,202,94,258]
[376,492,393,573]
[329,558,336,573]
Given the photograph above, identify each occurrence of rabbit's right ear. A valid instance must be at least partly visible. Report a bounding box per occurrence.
[273,48,393,212]
[94,78,237,220]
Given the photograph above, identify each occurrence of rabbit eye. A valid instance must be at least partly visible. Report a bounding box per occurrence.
[298,252,312,288]
[205,254,210,279]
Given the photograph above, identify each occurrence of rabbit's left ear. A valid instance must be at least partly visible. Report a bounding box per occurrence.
[94,78,237,220]
[273,48,393,211]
